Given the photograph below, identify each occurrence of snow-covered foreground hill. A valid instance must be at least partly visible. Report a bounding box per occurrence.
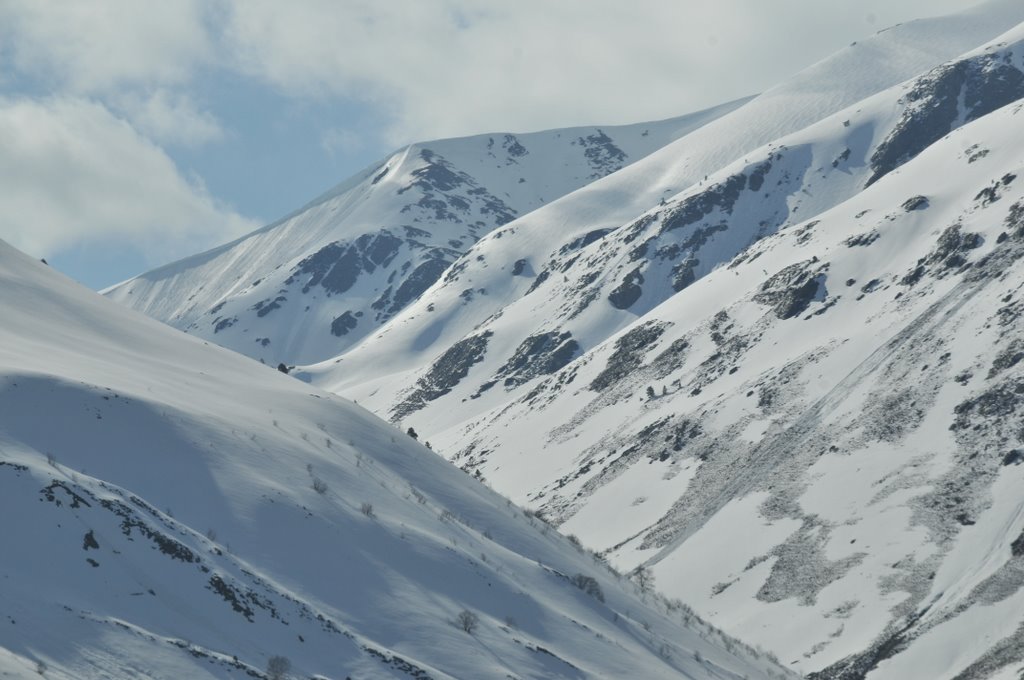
[0,244,791,679]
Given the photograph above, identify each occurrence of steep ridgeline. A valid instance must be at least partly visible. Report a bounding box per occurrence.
[315,13,1024,432]
[0,243,794,680]
[105,1,1023,376]
[104,108,743,368]
[382,73,1024,676]
[295,17,1024,680]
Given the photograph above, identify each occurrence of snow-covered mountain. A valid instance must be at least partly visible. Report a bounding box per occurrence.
[101,1,1024,678]
[103,106,745,368]
[423,76,1024,679]
[0,241,792,679]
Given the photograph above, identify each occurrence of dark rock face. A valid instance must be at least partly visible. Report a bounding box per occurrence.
[502,134,528,158]
[1012,531,1024,557]
[608,267,645,310]
[393,331,494,418]
[330,311,358,337]
[988,340,1024,379]
[844,231,880,248]
[526,269,551,295]
[559,229,613,255]
[402,149,470,193]
[575,130,628,178]
[213,317,237,333]
[902,196,929,211]
[754,259,827,319]
[1006,201,1024,240]
[494,331,580,388]
[402,225,432,239]
[398,149,517,226]
[590,321,669,392]
[660,173,748,235]
[951,379,1024,430]
[512,258,528,276]
[671,257,700,291]
[252,296,287,318]
[903,225,984,286]
[868,55,1024,186]
[386,258,450,317]
[288,230,405,296]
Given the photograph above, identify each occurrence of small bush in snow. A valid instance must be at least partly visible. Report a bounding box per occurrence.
[570,573,605,602]
[312,477,328,495]
[633,565,655,593]
[266,655,291,680]
[456,609,479,634]
[439,509,457,523]
[360,502,375,517]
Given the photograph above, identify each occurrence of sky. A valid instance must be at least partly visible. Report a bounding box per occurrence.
[0,0,981,290]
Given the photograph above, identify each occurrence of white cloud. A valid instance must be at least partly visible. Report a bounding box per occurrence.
[0,0,995,285]
[220,0,981,144]
[115,90,225,148]
[0,96,256,260]
[0,0,216,93]
[321,127,364,157]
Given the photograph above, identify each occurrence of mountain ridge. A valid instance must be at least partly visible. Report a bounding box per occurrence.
[97,3,1024,678]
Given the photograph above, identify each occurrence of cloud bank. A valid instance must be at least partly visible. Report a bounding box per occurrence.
[0,0,983,282]
[0,96,254,258]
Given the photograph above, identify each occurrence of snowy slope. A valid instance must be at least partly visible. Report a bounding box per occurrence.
[312,15,1024,432]
[0,243,796,679]
[279,15,1024,680]
[385,87,1024,677]
[105,1,1024,378]
[93,2,1024,679]
[103,105,743,368]
[307,0,1024,413]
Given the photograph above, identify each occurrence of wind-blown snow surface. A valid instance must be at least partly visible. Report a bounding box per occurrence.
[103,106,745,369]
[0,244,798,679]
[286,13,1024,680]
[99,3,1024,679]
[310,2,1024,413]
[426,97,1024,678]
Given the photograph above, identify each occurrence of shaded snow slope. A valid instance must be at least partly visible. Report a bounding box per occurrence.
[0,244,792,679]
[94,3,1024,679]
[103,105,743,368]
[289,16,1024,680]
